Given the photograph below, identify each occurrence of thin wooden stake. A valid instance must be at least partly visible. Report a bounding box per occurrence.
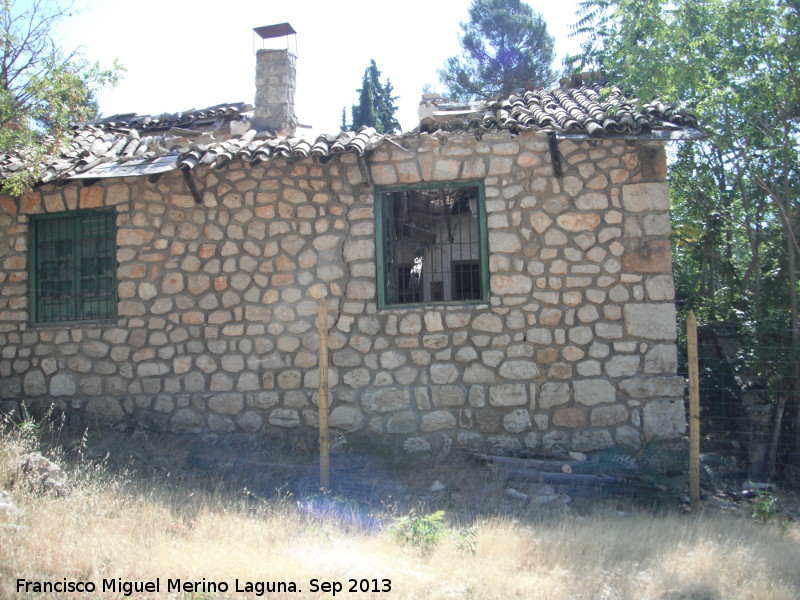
[687,311,701,509]
[767,395,787,480]
[318,296,330,492]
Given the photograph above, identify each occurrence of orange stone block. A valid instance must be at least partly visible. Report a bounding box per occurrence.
[199,244,216,259]
[621,239,673,273]
[181,311,204,325]
[79,186,104,209]
[0,195,17,214]
[19,192,41,214]
[552,407,588,428]
[271,273,294,286]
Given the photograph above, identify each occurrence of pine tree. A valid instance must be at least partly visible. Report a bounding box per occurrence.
[438,0,555,102]
[351,60,400,134]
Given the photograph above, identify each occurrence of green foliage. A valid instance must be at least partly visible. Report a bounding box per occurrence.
[752,490,778,523]
[438,0,556,102]
[350,60,400,134]
[456,524,478,556]
[391,509,446,554]
[0,0,124,194]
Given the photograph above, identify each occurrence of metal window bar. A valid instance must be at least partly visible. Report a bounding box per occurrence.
[382,185,483,305]
[33,211,115,323]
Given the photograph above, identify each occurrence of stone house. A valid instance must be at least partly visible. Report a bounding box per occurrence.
[0,47,701,455]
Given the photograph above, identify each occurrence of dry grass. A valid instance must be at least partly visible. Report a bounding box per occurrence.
[1,421,799,600]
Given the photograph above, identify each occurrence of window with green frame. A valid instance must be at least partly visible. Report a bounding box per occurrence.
[30,210,117,324]
[375,181,488,308]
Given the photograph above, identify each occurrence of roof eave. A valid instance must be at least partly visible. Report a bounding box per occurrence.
[554,127,706,141]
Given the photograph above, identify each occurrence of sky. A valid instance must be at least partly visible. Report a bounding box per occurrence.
[52,0,585,135]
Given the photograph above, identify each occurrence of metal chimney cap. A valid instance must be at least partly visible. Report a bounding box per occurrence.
[253,23,296,40]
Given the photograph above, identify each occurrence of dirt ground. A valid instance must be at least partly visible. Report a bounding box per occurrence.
[35,424,799,525]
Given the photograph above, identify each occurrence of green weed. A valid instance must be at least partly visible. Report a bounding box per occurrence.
[392,509,446,555]
[752,490,778,523]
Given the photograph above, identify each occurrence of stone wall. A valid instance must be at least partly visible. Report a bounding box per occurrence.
[0,130,685,455]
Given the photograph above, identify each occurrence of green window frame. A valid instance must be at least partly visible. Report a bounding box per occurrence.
[29,209,117,325]
[375,181,489,308]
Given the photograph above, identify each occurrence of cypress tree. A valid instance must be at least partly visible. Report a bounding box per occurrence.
[351,60,400,133]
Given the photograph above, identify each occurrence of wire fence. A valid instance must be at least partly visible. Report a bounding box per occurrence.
[680,317,800,488]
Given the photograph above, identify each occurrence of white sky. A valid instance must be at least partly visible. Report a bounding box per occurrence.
[52,0,585,134]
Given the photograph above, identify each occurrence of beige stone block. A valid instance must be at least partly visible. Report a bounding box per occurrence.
[623,303,677,340]
[117,228,153,246]
[642,399,686,440]
[347,280,375,300]
[431,364,459,385]
[622,182,669,212]
[574,379,616,405]
[330,406,364,432]
[562,345,585,361]
[431,385,466,407]
[423,333,449,349]
[498,360,539,379]
[573,429,614,452]
[644,344,678,375]
[488,156,513,175]
[556,212,601,232]
[489,383,528,406]
[538,382,570,409]
[504,408,532,433]
[619,376,684,399]
[208,392,244,415]
[464,364,497,384]
[568,326,592,345]
[645,274,675,301]
[269,408,300,428]
[370,164,397,185]
[283,188,308,204]
[362,387,411,413]
[491,274,532,295]
[433,159,460,180]
[562,176,583,197]
[538,308,562,326]
[575,193,608,210]
[544,228,568,245]
[605,355,641,378]
[472,313,503,333]
[424,312,444,332]
[236,410,263,432]
[421,410,456,432]
[489,231,522,253]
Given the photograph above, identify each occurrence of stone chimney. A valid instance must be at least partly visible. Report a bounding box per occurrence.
[253,48,297,136]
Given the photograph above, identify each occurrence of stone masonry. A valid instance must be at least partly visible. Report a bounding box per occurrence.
[0,130,685,455]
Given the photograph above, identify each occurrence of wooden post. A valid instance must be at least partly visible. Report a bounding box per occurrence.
[687,311,701,509]
[318,296,330,492]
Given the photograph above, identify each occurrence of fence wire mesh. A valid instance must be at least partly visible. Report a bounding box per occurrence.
[680,317,800,487]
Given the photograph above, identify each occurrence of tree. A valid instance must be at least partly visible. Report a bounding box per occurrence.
[349,59,400,134]
[1,0,123,194]
[571,0,800,467]
[438,0,556,102]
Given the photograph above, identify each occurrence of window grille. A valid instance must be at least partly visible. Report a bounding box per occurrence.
[376,182,488,307]
[30,210,117,324]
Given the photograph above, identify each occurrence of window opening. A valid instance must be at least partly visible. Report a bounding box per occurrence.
[377,183,487,307]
